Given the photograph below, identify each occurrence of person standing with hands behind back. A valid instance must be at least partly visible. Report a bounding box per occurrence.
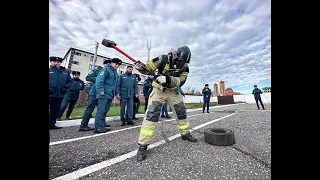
[202,84,212,113]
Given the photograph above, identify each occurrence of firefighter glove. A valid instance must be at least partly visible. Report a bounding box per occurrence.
[156,75,167,84]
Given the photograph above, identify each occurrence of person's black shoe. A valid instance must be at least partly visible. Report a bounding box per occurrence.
[79,126,94,131]
[121,121,126,126]
[105,123,111,127]
[136,145,148,161]
[49,125,62,130]
[161,115,165,118]
[133,117,138,120]
[93,128,111,133]
[127,120,135,125]
[165,116,171,118]
[181,133,197,142]
[207,111,210,113]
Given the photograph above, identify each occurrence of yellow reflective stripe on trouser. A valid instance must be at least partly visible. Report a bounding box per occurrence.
[152,81,160,88]
[180,72,188,77]
[140,128,155,137]
[178,122,189,130]
[147,61,157,70]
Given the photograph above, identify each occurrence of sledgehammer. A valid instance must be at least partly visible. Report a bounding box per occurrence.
[102,38,157,77]
[101,39,137,63]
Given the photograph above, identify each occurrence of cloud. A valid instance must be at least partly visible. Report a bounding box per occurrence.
[49,0,271,93]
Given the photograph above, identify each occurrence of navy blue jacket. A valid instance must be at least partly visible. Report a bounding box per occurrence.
[49,66,73,98]
[117,72,138,98]
[85,66,102,96]
[252,88,263,99]
[95,64,119,99]
[64,78,84,100]
[202,88,212,102]
[143,78,153,98]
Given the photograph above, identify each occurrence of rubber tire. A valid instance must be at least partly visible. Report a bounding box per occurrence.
[204,128,235,146]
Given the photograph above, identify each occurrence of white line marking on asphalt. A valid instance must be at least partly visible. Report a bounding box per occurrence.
[50,113,207,146]
[236,110,271,112]
[50,104,243,146]
[52,113,236,180]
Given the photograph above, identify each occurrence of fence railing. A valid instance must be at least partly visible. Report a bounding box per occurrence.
[184,93,271,104]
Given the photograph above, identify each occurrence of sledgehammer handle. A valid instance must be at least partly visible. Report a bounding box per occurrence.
[111,45,137,63]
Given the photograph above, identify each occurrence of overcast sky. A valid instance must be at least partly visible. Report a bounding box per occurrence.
[49,0,271,94]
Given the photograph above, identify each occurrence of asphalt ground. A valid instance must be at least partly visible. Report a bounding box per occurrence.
[49,103,271,180]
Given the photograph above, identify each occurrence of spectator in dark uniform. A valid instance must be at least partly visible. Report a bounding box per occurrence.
[79,59,111,131]
[202,84,212,113]
[135,75,141,114]
[143,75,154,112]
[252,85,265,110]
[117,65,139,126]
[57,71,84,120]
[132,75,141,120]
[49,56,73,129]
[94,58,122,133]
[161,103,171,118]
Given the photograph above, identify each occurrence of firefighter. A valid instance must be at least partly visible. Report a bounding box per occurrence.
[134,46,197,161]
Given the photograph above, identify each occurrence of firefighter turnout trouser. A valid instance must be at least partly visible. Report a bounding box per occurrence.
[138,88,190,145]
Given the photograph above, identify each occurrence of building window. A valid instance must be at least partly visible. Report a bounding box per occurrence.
[90,56,94,61]
[120,70,124,74]
[89,64,92,70]
[75,52,82,56]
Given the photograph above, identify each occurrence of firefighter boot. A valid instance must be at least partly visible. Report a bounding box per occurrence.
[136,144,148,161]
[181,133,198,142]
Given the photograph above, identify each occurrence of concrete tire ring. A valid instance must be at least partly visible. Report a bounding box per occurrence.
[204,128,235,146]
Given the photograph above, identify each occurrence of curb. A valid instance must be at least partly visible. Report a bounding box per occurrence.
[56,103,245,127]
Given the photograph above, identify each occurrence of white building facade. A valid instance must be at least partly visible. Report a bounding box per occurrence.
[61,47,148,85]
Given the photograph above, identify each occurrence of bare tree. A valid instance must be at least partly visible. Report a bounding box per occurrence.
[183,86,192,95]
[190,88,195,95]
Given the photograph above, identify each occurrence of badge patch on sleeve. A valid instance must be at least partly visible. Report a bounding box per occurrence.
[88,70,93,74]
[100,71,104,76]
